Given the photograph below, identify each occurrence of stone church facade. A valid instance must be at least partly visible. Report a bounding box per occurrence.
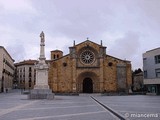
[48,40,132,93]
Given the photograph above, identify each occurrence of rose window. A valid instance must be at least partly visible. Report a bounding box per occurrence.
[80,50,95,64]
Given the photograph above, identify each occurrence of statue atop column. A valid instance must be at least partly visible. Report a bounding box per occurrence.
[40,31,45,43]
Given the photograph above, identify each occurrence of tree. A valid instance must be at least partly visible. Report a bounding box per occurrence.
[134,68,142,74]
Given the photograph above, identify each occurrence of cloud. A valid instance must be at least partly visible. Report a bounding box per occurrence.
[0,0,35,13]
[31,0,114,40]
[6,43,26,62]
[136,0,160,24]
[0,0,159,70]
[108,31,141,69]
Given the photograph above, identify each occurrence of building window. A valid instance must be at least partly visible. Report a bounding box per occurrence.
[3,58,6,63]
[29,73,32,77]
[155,55,160,64]
[143,58,147,60]
[144,70,147,78]
[80,50,95,64]
[143,58,147,65]
[29,78,32,82]
[155,69,160,78]
[108,62,113,67]
[29,67,32,72]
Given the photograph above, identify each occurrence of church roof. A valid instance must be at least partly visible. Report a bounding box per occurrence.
[73,40,105,47]
[50,40,130,63]
[50,49,63,52]
[50,54,70,62]
[106,54,131,63]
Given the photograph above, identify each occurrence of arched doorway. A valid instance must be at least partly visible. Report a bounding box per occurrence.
[83,78,93,93]
[77,72,100,93]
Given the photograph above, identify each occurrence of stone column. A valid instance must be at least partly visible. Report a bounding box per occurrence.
[99,58,104,92]
[40,32,45,60]
[69,45,77,93]
[72,59,77,92]
[99,46,106,92]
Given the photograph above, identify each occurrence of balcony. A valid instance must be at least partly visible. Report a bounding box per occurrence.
[144,78,160,84]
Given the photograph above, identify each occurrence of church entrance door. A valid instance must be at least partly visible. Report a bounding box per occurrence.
[83,78,93,93]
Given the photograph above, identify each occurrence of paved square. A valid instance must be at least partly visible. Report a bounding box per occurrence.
[0,90,160,120]
[94,95,160,120]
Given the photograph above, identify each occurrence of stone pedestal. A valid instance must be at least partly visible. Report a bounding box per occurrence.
[29,89,54,99]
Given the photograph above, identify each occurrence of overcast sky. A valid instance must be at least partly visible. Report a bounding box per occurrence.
[0,0,160,70]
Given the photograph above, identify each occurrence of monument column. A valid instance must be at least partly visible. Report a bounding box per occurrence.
[34,31,49,89]
[29,31,54,99]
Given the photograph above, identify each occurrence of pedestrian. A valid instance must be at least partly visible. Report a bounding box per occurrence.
[6,88,8,93]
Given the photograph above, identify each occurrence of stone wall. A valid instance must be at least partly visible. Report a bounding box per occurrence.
[49,55,73,93]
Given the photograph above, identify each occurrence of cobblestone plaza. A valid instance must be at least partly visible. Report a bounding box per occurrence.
[0,90,160,120]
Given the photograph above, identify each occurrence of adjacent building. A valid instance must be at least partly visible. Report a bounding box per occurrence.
[48,40,132,93]
[133,72,143,91]
[0,46,15,92]
[14,60,37,90]
[143,47,160,95]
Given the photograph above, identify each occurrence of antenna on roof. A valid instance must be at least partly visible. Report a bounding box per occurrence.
[73,40,75,46]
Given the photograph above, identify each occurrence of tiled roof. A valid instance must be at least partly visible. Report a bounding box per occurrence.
[14,60,38,66]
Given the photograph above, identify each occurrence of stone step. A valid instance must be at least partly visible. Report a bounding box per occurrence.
[79,93,101,96]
